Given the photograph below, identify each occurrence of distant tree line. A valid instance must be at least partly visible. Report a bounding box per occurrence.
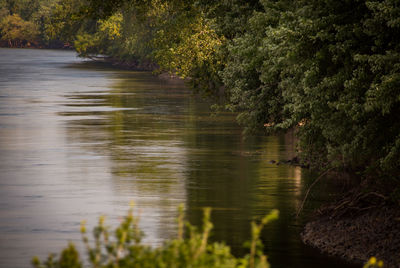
[0,0,92,48]
[2,0,399,181]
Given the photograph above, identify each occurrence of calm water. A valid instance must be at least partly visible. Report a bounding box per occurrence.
[0,48,355,268]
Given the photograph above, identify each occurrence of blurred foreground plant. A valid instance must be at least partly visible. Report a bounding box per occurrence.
[32,204,279,268]
[363,257,384,268]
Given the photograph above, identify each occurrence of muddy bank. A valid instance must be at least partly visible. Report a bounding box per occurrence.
[302,193,400,267]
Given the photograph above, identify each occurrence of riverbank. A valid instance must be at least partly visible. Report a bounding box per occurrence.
[301,179,400,267]
[0,41,73,49]
[82,55,157,71]
[87,55,187,83]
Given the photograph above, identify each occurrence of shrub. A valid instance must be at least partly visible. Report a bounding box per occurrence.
[32,204,279,268]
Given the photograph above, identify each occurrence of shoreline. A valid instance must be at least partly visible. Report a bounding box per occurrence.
[89,56,187,83]
[0,46,185,83]
[301,187,400,267]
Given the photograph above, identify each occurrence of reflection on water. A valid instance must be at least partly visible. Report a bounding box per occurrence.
[0,48,355,268]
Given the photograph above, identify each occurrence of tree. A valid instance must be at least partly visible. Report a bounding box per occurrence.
[40,0,95,45]
[0,13,39,47]
[223,0,400,177]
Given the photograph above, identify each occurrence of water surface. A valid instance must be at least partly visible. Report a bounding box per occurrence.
[0,48,355,268]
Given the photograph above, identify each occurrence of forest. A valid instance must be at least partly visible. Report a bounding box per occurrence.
[2,0,399,182]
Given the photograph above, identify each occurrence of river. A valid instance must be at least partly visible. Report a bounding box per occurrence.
[0,48,356,268]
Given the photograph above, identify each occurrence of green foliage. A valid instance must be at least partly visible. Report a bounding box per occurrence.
[40,0,95,44]
[32,204,279,268]
[74,12,123,57]
[194,0,262,39]
[0,0,40,20]
[223,0,400,177]
[73,0,227,87]
[0,13,39,46]
[151,6,224,84]
[0,0,95,47]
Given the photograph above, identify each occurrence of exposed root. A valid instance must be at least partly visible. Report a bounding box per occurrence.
[319,190,389,219]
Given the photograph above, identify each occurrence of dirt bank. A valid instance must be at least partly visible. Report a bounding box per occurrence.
[302,189,400,267]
